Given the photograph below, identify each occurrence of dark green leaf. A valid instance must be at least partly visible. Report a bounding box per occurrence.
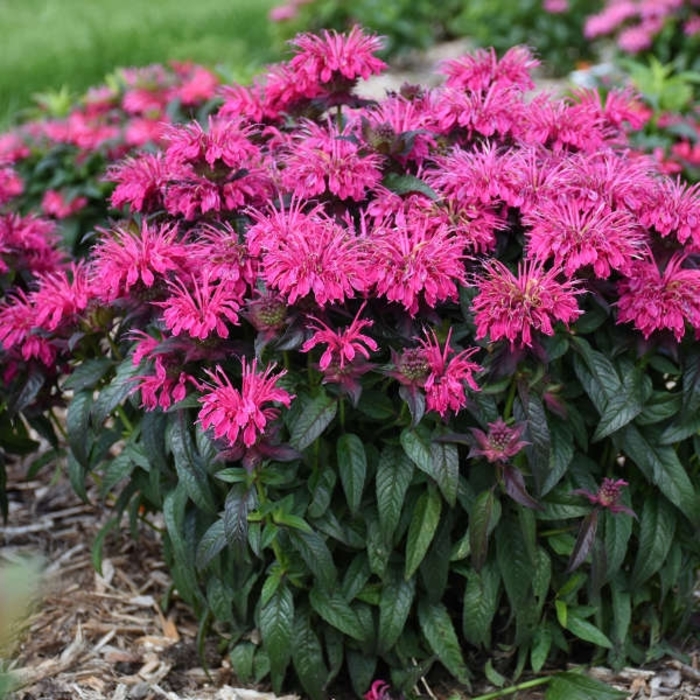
[62,357,113,391]
[604,510,633,578]
[375,445,414,543]
[91,359,141,426]
[382,172,439,199]
[224,483,256,556]
[515,392,550,496]
[592,365,644,441]
[418,599,471,686]
[469,489,501,572]
[260,583,294,693]
[546,671,626,700]
[8,371,44,415]
[292,610,329,700]
[196,519,227,570]
[66,390,93,469]
[289,392,337,450]
[462,561,500,648]
[531,624,552,673]
[309,589,365,641]
[659,412,700,444]
[405,486,442,579]
[287,529,337,590]
[378,565,415,652]
[163,487,200,605]
[346,649,377,698]
[630,497,676,588]
[337,433,367,515]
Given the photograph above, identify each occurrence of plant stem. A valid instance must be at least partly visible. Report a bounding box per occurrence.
[469,675,551,700]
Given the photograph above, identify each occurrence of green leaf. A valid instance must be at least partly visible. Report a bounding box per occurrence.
[462,561,500,648]
[337,433,367,515]
[167,411,217,515]
[469,489,501,572]
[405,486,442,579]
[260,583,294,694]
[287,529,337,590]
[224,483,256,556]
[566,612,613,649]
[382,171,439,199]
[63,357,113,391]
[592,364,644,441]
[346,649,377,698]
[91,516,120,576]
[91,359,141,425]
[378,565,416,653]
[196,519,227,570]
[400,427,458,505]
[229,642,256,683]
[531,624,552,673]
[603,510,633,579]
[66,390,93,469]
[418,599,471,686]
[163,487,200,606]
[659,412,700,444]
[309,589,365,641]
[375,445,414,543]
[292,611,329,700]
[630,497,676,588]
[619,424,699,525]
[289,392,337,450]
[546,671,626,700]
[496,516,536,609]
[515,392,550,496]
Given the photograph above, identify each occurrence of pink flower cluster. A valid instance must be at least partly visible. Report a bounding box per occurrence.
[3,27,700,456]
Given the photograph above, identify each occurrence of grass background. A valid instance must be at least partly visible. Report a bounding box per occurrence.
[0,0,281,126]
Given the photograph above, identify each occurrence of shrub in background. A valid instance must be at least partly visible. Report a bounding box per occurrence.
[1,28,700,699]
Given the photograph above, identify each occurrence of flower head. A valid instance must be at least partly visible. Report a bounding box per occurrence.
[472,259,583,349]
[572,478,636,517]
[198,359,294,449]
[469,418,529,464]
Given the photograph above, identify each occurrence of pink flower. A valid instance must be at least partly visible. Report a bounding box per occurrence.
[30,262,92,331]
[0,290,57,365]
[247,199,368,306]
[524,200,646,278]
[198,359,294,449]
[366,211,467,315]
[469,418,529,464]
[90,221,189,302]
[364,680,392,700]
[616,253,700,341]
[280,120,384,201]
[543,0,569,13]
[572,478,635,517]
[472,259,583,349]
[108,152,169,212]
[419,328,481,418]
[288,26,387,91]
[41,190,88,219]
[134,354,197,411]
[302,302,378,371]
[0,213,62,276]
[155,267,243,340]
[0,165,23,205]
[638,179,700,249]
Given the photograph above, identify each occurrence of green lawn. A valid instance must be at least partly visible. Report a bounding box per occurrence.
[0,0,281,125]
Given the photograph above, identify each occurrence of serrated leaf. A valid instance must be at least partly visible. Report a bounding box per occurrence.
[514,392,550,496]
[309,589,365,641]
[224,483,256,556]
[462,561,500,648]
[287,529,337,590]
[62,357,113,391]
[196,519,227,570]
[375,445,414,543]
[405,487,442,579]
[630,497,676,588]
[66,390,93,469]
[382,171,439,199]
[592,366,644,442]
[418,600,471,686]
[337,433,367,515]
[292,611,329,700]
[260,583,294,693]
[546,671,627,700]
[566,612,612,648]
[91,359,141,426]
[378,566,416,653]
[469,489,500,572]
[289,392,337,450]
[619,424,699,525]
[496,516,535,609]
[659,412,700,444]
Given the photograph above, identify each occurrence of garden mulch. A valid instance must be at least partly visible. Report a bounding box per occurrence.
[1,39,700,700]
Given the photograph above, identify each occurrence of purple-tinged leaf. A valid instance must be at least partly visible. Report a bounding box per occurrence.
[567,510,599,573]
[502,464,543,510]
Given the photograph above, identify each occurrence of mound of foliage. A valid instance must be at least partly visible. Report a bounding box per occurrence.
[2,27,700,699]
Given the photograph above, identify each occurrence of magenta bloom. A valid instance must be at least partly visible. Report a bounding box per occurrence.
[572,478,636,517]
[524,200,646,278]
[302,303,378,371]
[247,199,368,306]
[41,190,88,219]
[30,262,92,332]
[288,26,387,91]
[90,221,189,302]
[156,267,243,341]
[469,418,529,464]
[108,152,169,213]
[198,359,294,449]
[472,259,583,349]
[135,355,196,411]
[364,680,392,700]
[280,120,384,201]
[419,328,481,418]
[616,253,700,341]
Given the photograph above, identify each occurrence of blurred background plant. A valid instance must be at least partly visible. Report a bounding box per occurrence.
[0,0,280,128]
